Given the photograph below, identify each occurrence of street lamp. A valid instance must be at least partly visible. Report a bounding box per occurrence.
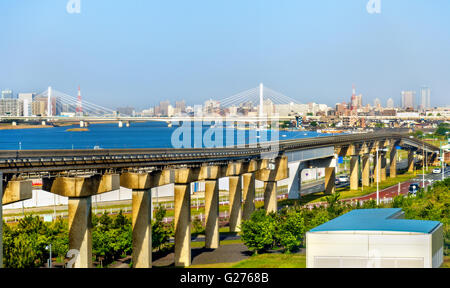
[46,244,52,268]
[422,140,425,190]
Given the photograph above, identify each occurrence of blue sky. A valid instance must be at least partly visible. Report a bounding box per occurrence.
[1,0,449,110]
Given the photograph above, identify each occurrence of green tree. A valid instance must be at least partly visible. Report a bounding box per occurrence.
[241,210,276,254]
[274,209,305,253]
[152,206,173,251]
[435,123,449,137]
[413,130,424,139]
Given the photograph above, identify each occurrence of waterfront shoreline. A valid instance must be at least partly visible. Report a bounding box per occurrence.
[0,125,54,130]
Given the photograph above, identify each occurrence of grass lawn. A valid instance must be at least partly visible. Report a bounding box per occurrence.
[190,239,243,248]
[190,254,306,268]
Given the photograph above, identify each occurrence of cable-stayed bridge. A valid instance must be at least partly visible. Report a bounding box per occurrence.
[1,84,303,126]
[219,83,301,109]
[36,87,116,116]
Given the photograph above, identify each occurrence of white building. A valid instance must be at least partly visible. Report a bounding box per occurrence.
[18,93,35,117]
[306,208,443,268]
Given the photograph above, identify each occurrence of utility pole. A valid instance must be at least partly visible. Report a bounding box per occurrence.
[376,148,379,205]
[422,141,425,189]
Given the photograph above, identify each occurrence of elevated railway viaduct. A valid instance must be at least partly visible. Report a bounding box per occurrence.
[0,132,439,268]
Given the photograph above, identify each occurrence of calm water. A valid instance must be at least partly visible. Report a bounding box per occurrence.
[0,122,334,150]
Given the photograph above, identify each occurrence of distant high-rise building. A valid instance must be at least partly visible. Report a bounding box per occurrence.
[1,89,14,99]
[350,85,357,110]
[387,98,394,108]
[401,91,416,109]
[159,100,170,116]
[116,106,135,116]
[32,97,47,116]
[356,94,363,108]
[204,99,220,114]
[175,100,186,113]
[335,102,348,116]
[33,96,59,116]
[0,99,22,116]
[18,93,35,117]
[420,86,431,110]
[374,98,381,108]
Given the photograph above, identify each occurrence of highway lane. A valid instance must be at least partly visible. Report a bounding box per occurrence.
[342,166,450,203]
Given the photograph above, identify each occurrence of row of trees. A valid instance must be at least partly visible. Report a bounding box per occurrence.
[241,178,449,255]
[2,207,173,268]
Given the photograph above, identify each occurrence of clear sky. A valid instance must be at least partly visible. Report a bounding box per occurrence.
[1,0,449,110]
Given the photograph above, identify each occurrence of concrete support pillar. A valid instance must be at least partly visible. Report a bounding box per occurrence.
[228,176,242,232]
[408,151,415,172]
[68,197,92,268]
[325,167,335,195]
[390,147,397,178]
[118,121,123,128]
[263,181,277,214]
[12,121,17,126]
[287,162,303,199]
[350,155,359,191]
[174,184,191,267]
[242,173,255,221]
[131,189,152,268]
[80,120,84,128]
[362,155,370,187]
[41,120,46,126]
[204,180,219,249]
[381,153,387,181]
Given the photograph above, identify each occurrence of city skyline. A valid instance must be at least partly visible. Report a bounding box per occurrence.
[1,1,449,110]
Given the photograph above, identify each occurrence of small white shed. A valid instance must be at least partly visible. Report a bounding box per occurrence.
[306,208,443,268]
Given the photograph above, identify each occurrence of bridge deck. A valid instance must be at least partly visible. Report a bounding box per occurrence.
[0,132,438,174]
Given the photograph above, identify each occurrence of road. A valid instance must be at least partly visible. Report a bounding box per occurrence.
[354,166,450,202]
[300,158,416,197]
[304,167,450,206]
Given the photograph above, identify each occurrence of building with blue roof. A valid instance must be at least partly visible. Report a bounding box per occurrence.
[306,208,443,268]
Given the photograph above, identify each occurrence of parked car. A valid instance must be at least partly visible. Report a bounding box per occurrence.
[433,168,442,174]
[408,183,420,195]
[337,175,349,182]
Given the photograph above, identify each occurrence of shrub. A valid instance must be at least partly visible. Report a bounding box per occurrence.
[192,217,205,235]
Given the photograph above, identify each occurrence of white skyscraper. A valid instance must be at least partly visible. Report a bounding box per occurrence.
[18,93,35,117]
[401,91,416,109]
[420,86,431,110]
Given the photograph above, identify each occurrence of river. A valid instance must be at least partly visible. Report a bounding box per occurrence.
[0,122,335,150]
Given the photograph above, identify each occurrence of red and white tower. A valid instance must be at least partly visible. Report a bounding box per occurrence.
[351,84,357,111]
[76,86,83,115]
